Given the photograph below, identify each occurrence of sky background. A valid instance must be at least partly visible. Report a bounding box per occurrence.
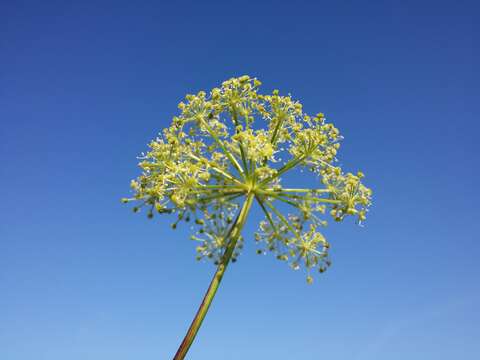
[1,1,479,359]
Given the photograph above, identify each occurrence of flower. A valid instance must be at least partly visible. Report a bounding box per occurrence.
[124,75,372,283]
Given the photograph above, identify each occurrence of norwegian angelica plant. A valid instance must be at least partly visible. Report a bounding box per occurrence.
[123,75,372,359]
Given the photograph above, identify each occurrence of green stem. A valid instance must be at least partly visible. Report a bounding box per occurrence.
[270,114,285,146]
[263,199,300,239]
[259,155,305,186]
[265,188,331,194]
[197,191,244,204]
[199,118,245,178]
[187,153,242,185]
[255,195,281,237]
[273,192,342,205]
[231,105,250,177]
[173,192,254,360]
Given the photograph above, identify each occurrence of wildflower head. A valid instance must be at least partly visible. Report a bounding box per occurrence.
[124,75,372,283]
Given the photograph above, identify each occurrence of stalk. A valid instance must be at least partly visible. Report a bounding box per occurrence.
[173,192,255,360]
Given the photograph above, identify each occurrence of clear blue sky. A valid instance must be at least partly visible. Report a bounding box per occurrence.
[1,1,479,359]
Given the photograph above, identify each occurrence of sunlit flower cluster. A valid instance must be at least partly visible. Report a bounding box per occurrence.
[124,75,372,283]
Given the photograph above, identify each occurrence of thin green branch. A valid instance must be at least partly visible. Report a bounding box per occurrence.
[231,105,250,177]
[270,114,285,146]
[275,193,341,205]
[196,191,244,203]
[259,154,306,186]
[266,188,331,194]
[195,184,243,191]
[187,153,243,185]
[266,193,302,208]
[263,199,301,239]
[255,195,281,237]
[199,118,245,178]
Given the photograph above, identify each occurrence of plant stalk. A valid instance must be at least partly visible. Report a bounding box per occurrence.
[173,192,254,360]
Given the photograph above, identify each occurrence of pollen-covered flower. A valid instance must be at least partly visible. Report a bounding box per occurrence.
[124,75,372,283]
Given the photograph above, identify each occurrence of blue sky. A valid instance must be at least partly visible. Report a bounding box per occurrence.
[1,1,479,359]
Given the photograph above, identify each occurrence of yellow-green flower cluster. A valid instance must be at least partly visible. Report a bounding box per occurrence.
[190,200,243,265]
[124,75,372,283]
[321,167,372,223]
